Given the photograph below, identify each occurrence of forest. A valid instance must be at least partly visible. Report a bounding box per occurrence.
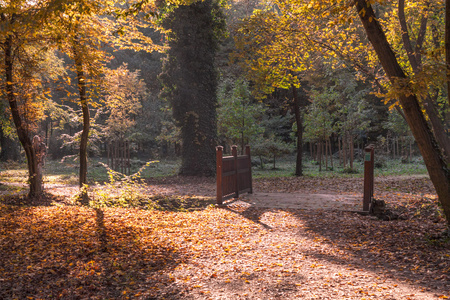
[0,0,449,299]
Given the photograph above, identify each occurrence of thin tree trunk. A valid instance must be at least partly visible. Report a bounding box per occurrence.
[343,134,347,168]
[73,36,90,205]
[313,143,316,161]
[386,133,390,156]
[3,32,42,198]
[329,137,334,169]
[396,137,399,159]
[292,85,304,176]
[356,0,450,224]
[318,140,322,172]
[350,134,354,170]
[393,137,396,159]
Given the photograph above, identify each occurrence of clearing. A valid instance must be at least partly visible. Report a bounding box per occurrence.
[0,174,448,299]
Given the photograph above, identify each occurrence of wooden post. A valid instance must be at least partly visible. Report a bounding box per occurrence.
[363,145,375,212]
[245,145,253,194]
[216,146,223,205]
[232,145,239,198]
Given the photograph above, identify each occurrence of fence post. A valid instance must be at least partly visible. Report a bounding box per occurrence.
[245,145,253,194]
[216,146,223,205]
[363,145,375,212]
[232,145,239,198]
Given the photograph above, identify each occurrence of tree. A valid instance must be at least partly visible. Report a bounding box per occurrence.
[0,0,55,197]
[388,0,450,159]
[217,78,266,152]
[235,0,450,225]
[48,0,162,203]
[100,63,148,142]
[303,90,333,171]
[233,7,309,175]
[159,0,225,176]
[353,0,450,225]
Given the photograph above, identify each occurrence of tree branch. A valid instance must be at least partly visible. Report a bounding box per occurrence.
[398,0,418,71]
[414,2,429,69]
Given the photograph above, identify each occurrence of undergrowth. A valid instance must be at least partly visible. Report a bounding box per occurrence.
[90,161,215,211]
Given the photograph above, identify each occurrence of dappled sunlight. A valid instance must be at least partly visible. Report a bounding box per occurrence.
[0,165,447,299]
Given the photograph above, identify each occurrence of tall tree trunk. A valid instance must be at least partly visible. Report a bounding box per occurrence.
[355,0,450,224]
[73,37,90,205]
[3,32,42,198]
[160,0,219,176]
[292,85,304,176]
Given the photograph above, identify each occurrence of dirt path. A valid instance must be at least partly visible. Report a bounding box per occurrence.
[0,175,430,214]
[238,192,363,211]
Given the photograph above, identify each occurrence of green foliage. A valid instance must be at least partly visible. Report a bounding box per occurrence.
[383,110,411,137]
[303,89,334,143]
[217,77,266,147]
[91,161,157,209]
[252,136,292,169]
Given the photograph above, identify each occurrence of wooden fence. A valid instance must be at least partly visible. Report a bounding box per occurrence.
[107,140,131,175]
[216,145,253,205]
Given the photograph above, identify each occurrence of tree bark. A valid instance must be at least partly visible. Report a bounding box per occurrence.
[73,37,90,205]
[3,30,42,198]
[446,0,450,107]
[160,0,219,176]
[355,0,450,224]
[292,85,304,176]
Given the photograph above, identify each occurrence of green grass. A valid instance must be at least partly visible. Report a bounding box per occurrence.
[0,158,181,187]
[0,154,428,188]
[251,155,428,179]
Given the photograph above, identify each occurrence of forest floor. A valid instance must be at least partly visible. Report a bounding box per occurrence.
[0,175,449,299]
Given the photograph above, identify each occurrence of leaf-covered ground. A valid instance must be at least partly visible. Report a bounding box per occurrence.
[0,176,449,299]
